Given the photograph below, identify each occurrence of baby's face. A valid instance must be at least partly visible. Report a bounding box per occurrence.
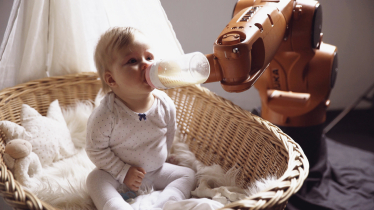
[110,33,155,98]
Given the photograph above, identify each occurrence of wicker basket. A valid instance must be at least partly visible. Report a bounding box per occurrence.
[0,72,308,210]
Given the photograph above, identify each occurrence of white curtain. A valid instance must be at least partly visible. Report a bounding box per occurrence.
[0,0,184,90]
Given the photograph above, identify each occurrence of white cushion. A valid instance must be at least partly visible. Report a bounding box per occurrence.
[0,100,76,167]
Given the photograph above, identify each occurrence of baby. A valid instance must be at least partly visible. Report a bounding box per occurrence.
[86,27,196,210]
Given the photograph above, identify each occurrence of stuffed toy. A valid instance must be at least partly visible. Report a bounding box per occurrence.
[3,139,43,186]
[0,100,77,187]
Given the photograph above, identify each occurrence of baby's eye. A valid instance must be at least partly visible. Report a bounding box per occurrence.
[146,56,153,61]
[127,58,137,64]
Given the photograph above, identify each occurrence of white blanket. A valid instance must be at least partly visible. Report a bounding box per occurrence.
[164,199,224,210]
[130,192,223,210]
[29,148,226,210]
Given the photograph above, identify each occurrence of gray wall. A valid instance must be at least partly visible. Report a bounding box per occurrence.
[0,0,13,45]
[160,0,374,111]
[317,0,374,109]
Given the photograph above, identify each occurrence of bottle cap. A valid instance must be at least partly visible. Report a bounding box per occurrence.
[145,64,155,88]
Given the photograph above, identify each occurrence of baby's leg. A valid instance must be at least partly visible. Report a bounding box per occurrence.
[86,168,133,210]
[146,163,196,208]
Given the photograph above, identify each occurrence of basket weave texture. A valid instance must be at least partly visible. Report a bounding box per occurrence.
[0,72,308,210]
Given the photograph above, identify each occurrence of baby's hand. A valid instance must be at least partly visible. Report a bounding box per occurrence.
[124,166,146,191]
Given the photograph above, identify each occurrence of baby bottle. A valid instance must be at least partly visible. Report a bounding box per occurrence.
[145,52,210,89]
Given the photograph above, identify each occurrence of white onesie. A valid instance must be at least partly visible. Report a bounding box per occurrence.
[86,89,176,183]
[85,90,196,210]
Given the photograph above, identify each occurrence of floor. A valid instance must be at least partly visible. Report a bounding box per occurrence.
[1,109,373,210]
[324,108,374,153]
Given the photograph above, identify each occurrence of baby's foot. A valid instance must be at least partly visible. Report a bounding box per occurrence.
[120,191,137,204]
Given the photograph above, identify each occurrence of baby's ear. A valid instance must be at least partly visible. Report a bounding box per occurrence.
[104,71,117,87]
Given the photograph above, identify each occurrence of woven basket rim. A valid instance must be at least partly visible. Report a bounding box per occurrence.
[0,72,309,210]
[184,84,309,209]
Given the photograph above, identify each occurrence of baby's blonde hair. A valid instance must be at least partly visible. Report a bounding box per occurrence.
[94,27,143,93]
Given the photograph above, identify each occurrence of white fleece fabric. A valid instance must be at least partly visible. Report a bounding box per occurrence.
[86,89,176,184]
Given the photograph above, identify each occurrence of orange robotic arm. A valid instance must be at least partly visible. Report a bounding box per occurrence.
[204,0,338,127]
